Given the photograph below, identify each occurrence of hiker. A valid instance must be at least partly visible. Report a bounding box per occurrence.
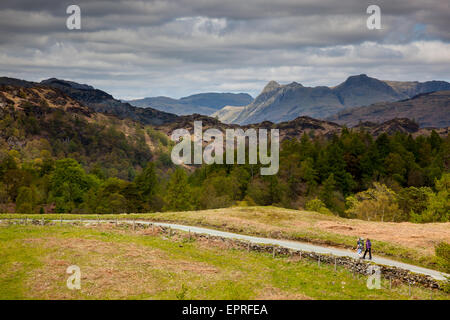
[362,238,372,260]
[356,237,364,258]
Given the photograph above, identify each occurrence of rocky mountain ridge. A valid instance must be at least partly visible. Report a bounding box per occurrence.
[1,76,447,143]
[0,77,179,126]
[216,74,450,126]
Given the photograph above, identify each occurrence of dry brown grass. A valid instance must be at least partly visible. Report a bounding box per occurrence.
[149,206,450,256]
[315,220,450,255]
[23,236,219,299]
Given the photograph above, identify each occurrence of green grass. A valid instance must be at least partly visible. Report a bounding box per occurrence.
[0,223,448,300]
[2,206,448,272]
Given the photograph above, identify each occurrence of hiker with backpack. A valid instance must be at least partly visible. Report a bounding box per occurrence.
[362,238,372,260]
[356,237,364,258]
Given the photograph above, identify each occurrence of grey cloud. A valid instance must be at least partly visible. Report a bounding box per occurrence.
[0,0,449,98]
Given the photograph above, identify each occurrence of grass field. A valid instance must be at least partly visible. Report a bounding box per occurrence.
[3,206,450,272]
[0,222,448,300]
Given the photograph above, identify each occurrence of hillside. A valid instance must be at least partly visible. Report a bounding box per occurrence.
[0,81,163,180]
[154,113,447,143]
[217,75,450,125]
[127,92,252,116]
[328,91,450,128]
[36,78,179,125]
[0,77,179,126]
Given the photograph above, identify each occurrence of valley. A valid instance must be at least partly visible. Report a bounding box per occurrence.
[2,0,449,305]
[0,76,449,300]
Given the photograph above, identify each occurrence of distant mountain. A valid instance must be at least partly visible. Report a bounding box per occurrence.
[38,78,178,125]
[128,96,216,116]
[3,75,449,134]
[230,80,343,124]
[127,92,253,116]
[216,74,450,125]
[385,80,450,97]
[327,90,450,128]
[332,74,406,108]
[178,92,253,109]
[1,75,446,171]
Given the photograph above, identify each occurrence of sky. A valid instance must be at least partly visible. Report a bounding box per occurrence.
[0,0,449,100]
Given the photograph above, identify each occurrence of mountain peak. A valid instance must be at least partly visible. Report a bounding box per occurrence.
[337,74,386,89]
[262,80,281,93]
[287,81,303,88]
[344,74,371,84]
[41,78,94,90]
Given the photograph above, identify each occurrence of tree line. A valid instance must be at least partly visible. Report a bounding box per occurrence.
[0,120,448,222]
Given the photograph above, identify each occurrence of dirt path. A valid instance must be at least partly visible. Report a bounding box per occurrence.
[48,218,449,281]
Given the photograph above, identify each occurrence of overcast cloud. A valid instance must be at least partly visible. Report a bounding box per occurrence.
[0,0,449,99]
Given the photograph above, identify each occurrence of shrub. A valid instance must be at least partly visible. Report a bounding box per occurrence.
[15,186,36,214]
[413,173,449,222]
[345,182,402,221]
[305,198,333,216]
[435,242,450,292]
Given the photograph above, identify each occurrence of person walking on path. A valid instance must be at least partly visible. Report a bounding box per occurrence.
[357,237,364,258]
[363,238,372,260]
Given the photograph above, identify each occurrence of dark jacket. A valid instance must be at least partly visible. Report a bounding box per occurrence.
[366,239,371,249]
